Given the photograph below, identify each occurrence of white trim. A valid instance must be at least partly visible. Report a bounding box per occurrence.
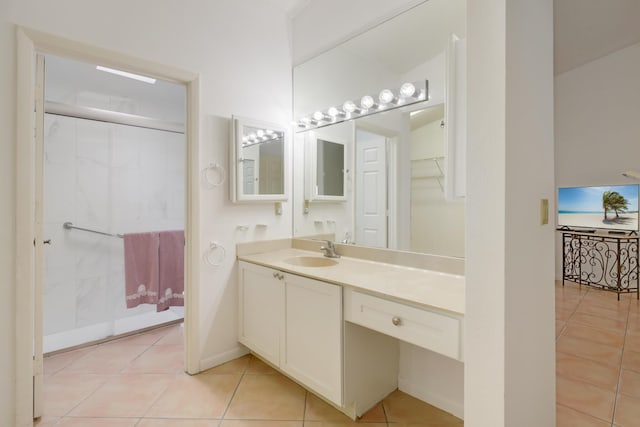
[200,346,251,372]
[15,26,202,424]
[398,376,464,420]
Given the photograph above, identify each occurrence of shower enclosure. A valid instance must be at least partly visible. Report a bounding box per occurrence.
[42,54,186,353]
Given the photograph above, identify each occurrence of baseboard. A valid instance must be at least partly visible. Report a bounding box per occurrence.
[199,345,250,372]
[398,376,464,420]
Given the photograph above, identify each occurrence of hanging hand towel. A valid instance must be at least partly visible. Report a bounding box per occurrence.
[124,232,160,308]
[157,230,185,312]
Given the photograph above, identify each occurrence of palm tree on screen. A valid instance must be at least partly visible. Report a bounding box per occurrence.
[602,191,629,220]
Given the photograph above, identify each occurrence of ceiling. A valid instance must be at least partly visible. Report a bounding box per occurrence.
[285,0,640,76]
[554,0,640,75]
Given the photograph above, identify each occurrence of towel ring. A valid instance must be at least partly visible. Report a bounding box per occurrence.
[203,163,226,187]
[205,241,226,267]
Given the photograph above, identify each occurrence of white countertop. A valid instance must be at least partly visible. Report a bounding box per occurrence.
[238,248,465,315]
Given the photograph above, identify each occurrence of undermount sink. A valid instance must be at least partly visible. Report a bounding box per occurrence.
[284,256,339,267]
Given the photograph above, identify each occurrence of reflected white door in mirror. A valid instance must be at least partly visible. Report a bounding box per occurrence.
[230,116,288,203]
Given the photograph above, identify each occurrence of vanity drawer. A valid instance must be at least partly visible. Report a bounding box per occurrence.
[344,289,461,360]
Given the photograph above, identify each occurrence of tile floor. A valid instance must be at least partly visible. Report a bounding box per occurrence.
[36,323,463,426]
[556,280,640,427]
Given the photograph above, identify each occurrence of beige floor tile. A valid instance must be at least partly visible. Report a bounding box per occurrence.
[556,352,620,391]
[582,290,630,308]
[383,424,463,427]
[154,324,184,346]
[137,419,221,427]
[203,354,251,375]
[63,341,150,374]
[358,402,386,423]
[576,302,629,322]
[245,355,278,375]
[33,416,61,426]
[44,346,97,375]
[557,321,567,338]
[562,322,625,347]
[570,312,627,331]
[556,307,577,321]
[556,376,615,422]
[622,348,640,373]
[304,393,353,422]
[382,390,462,424]
[618,369,640,398]
[219,421,302,427]
[303,423,387,427]
[225,373,306,420]
[556,404,612,427]
[55,417,140,426]
[145,373,241,419]
[120,344,184,374]
[68,374,174,417]
[556,335,622,367]
[624,330,640,353]
[614,393,640,426]
[42,373,111,416]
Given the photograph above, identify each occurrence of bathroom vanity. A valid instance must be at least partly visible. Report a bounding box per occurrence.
[236,239,464,419]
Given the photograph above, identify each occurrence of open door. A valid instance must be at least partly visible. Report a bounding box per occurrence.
[33,53,45,419]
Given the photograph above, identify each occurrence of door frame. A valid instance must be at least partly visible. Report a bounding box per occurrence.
[15,27,202,425]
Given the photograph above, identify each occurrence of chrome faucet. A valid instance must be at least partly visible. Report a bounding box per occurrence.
[320,240,340,258]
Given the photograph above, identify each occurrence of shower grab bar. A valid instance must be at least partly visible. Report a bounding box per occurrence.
[63,222,124,238]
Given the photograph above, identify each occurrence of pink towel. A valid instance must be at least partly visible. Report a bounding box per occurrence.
[124,232,160,309]
[157,230,185,312]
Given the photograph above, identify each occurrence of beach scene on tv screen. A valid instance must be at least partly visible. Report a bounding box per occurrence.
[558,185,640,231]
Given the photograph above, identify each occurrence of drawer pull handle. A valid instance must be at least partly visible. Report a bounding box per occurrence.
[392,316,402,326]
[272,272,284,280]
[273,272,278,278]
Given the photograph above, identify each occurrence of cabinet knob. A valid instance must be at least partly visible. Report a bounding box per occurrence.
[391,316,402,326]
[273,272,278,278]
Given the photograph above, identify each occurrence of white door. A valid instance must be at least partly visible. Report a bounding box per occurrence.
[33,53,46,419]
[355,129,387,248]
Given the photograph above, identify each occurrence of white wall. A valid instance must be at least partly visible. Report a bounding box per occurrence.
[465,0,555,426]
[0,0,16,420]
[1,1,292,424]
[555,41,640,278]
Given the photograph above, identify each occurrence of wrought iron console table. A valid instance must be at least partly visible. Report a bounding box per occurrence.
[561,231,639,300]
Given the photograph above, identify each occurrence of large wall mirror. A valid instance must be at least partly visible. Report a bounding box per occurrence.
[292,0,466,257]
[230,116,288,202]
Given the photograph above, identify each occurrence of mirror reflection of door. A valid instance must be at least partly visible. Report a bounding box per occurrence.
[355,129,387,248]
[259,139,284,194]
[243,158,256,194]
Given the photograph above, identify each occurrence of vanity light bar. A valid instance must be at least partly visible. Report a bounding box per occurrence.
[241,128,284,147]
[294,80,428,132]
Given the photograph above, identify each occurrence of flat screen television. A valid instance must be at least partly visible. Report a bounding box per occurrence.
[557,184,640,231]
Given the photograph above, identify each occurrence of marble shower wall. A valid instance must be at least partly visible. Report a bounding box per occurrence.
[43,113,185,336]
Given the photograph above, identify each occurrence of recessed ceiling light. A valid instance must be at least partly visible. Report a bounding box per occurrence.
[96,65,156,84]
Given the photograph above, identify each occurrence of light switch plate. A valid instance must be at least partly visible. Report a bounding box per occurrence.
[540,199,549,225]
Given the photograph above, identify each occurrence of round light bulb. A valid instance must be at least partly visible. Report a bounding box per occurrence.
[242,136,248,143]
[313,111,325,121]
[379,89,395,105]
[343,100,357,113]
[399,82,416,98]
[301,117,311,124]
[266,129,275,135]
[256,129,265,137]
[248,133,257,140]
[328,106,341,117]
[360,95,375,109]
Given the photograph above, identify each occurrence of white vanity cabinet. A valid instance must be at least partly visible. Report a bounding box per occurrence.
[281,273,342,405]
[237,261,343,406]
[237,261,284,367]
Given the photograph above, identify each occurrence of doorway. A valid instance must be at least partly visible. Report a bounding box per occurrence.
[41,53,187,353]
[15,28,201,425]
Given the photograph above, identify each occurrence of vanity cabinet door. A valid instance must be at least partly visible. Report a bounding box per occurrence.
[282,274,343,406]
[238,261,284,367]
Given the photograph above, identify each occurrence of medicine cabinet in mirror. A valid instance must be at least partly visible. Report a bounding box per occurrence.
[305,131,347,202]
[292,0,467,257]
[230,116,288,202]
